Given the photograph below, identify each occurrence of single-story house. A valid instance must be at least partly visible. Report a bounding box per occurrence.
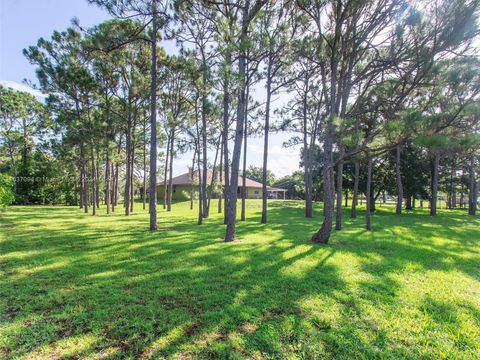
[157,170,287,201]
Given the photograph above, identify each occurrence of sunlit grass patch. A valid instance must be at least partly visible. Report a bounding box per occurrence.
[1,201,479,359]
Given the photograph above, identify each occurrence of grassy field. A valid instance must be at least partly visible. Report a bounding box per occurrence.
[1,200,479,359]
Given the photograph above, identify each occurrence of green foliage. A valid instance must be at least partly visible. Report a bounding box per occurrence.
[13,150,75,205]
[274,171,305,199]
[245,166,275,186]
[0,85,52,205]
[414,134,450,152]
[0,174,14,209]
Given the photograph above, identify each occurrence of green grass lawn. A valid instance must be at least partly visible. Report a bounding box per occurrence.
[1,201,479,359]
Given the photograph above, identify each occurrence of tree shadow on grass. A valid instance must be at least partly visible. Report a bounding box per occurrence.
[1,202,479,358]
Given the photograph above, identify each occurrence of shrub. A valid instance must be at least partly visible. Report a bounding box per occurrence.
[0,174,15,210]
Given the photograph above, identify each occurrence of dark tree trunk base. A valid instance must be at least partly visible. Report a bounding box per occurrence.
[311,228,330,244]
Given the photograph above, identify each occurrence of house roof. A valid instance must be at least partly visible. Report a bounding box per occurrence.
[159,169,286,191]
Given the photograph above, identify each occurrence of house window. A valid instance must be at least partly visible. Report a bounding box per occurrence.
[254,190,259,195]
[173,185,177,193]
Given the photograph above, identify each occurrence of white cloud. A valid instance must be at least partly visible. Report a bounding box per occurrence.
[246,142,301,177]
[0,80,46,101]
[168,140,301,179]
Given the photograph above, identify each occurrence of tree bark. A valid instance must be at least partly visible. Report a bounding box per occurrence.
[241,71,249,222]
[311,137,334,243]
[190,151,196,210]
[222,63,230,224]
[105,135,111,214]
[89,139,97,216]
[303,78,312,218]
[149,4,158,231]
[167,133,174,212]
[405,191,412,210]
[114,161,119,207]
[143,111,147,210]
[195,100,203,225]
[163,133,171,210]
[201,90,208,219]
[111,162,116,212]
[79,161,84,209]
[218,137,223,214]
[468,156,477,216]
[207,136,221,214]
[350,161,359,219]
[371,190,378,213]
[124,111,132,216]
[451,161,456,208]
[225,7,248,242]
[395,144,403,215]
[96,151,100,209]
[130,127,135,213]
[430,152,440,216]
[113,135,122,210]
[261,62,272,224]
[335,146,344,230]
[366,158,373,231]
[197,146,203,225]
[80,140,88,213]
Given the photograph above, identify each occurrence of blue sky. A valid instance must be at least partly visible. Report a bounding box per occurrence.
[0,0,108,84]
[0,0,301,177]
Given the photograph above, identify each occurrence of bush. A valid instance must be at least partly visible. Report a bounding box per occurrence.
[0,174,15,210]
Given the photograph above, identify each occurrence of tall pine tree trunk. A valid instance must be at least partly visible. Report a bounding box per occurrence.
[218,138,223,214]
[395,144,403,215]
[163,133,171,210]
[149,4,158,231]
[222,68,230,224]
[124,111,132,216]
[89,139,97,216]
[311,136,334,243]
[195,104,203,225]
[190,151,196,210]
[451,161,456,208]
[201,92,208,219]
[80,140,88,213]
[303,81,312,218]
[79,162,84,209]
[261,64,272,224]
[430,152,440,216]
[351,162,359,218]
[114,162,119,207]
[143,112,147,210]
[197,146,203,225]
[225,8,248,242]
[105,136,111,214]
[335,147,344,230]
[366,158,373,231]
[130,140,135,214]
[241,72,249,222]
[111,162,116,213]
[207,137,221,214]
[167,134,174,212]
[405,191,412,210]
[95,151,100,209]
[468,156,477,216]
[113,135,122,210]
